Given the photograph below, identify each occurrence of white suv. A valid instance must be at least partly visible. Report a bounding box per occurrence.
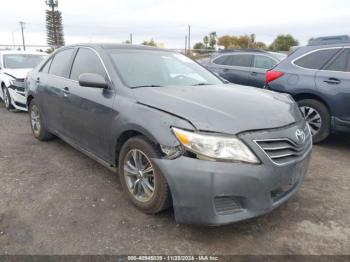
[0,51,47,111]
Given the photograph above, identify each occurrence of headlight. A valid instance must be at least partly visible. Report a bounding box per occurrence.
[172,127,259,164]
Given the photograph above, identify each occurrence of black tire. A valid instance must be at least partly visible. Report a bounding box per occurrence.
[118,136,172,214]
[2,86,14,110]
[297,99,330,143]
[28,99,54,141]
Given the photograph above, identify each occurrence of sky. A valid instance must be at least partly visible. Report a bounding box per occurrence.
[0,0,350,49]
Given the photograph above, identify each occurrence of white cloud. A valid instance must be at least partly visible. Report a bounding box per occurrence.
[0,0,349,49]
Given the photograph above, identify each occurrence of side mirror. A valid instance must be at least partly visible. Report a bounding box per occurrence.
[78,73,108,89]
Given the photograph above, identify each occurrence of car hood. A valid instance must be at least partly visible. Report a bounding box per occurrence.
[2,68,32,79]
[133,84,302,134]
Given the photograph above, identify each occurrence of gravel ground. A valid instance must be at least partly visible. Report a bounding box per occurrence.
[0,101,349,255]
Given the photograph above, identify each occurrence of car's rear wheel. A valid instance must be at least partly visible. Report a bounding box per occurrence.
[2,86,14,110]
[28,99,54,141]
[118,136,172,214]
[297,99,330,143]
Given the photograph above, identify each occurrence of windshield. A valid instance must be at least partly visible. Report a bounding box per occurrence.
[107,49,223,88]
[3,54,46,69]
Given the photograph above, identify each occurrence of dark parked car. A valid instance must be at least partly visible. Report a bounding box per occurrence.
[265,36,350,143]
[200,50,286,88]
[26,44,311,225]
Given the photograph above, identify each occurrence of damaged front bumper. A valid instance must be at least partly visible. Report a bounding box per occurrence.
[8,83,27,111]
[153,122,312,225]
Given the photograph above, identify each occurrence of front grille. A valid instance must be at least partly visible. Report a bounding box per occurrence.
[214,196,243,215]
[255,126,312,165]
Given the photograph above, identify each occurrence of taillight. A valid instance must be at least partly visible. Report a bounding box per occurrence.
[265,70,284,85]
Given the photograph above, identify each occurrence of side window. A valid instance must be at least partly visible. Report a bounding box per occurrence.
[49,49,74,77]
[294,48,340,70]
[325,49,349,72]
[40,57,53,73]
[70,48,107,81]
[229,55,252,67]
[213,55,231,66]
[254,55,277,69]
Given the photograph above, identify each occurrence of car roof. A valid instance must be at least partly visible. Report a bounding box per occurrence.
[210,49,286,61]
[62,43,173,53]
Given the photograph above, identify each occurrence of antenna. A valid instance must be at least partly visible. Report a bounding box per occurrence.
[46,0,58,8]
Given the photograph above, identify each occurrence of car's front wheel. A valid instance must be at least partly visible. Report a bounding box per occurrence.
[297,99,330,143]
[28,99,54,141]
[2,86,14,110]
[118,136,172,214]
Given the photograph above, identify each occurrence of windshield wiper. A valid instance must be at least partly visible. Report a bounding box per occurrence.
[131,85,163,88]
[192,83,212,86]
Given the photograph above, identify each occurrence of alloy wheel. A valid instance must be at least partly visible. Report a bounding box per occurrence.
[299,106,322,136]
[3,88,9,108]
[30,105,41,136]
[123,149,155,203]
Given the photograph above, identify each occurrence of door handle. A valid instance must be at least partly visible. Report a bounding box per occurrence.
[324,78,341,84]
[63,87,70,96]
[251,71,258,76]
[222,68,229,72]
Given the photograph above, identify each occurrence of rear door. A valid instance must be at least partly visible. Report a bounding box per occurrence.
[250,55,278,88]
[36,48,75,134]
[315,48,350,122]
[210,54,253,85]
[63,47,116,161]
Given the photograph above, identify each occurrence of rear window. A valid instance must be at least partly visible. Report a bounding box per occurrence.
[213,54,252,67]
[294,48,340,70]
[213,55,231,66]
[254,55,277,69]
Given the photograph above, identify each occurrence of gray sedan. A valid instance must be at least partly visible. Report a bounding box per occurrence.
[26,44,311,225]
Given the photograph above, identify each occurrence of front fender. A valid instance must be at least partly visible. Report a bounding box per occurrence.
[110,97,195,161]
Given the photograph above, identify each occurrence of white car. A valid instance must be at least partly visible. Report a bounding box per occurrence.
[0,51,47,111]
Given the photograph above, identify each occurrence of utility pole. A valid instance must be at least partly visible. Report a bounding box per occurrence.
[185,35,187,55]
[12,31,16,50]
[19,21,26,50]
[130,33,133,45]
[188,25,191,54]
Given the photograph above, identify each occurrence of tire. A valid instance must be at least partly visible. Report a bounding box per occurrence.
[297,99,330,143]
[28,99,54,141]
[118,136,172,214]
[2,86,14,110]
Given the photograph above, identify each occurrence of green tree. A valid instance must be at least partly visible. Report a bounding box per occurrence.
[203,36,209,48]
[218,35,236,49]
[46,9,65,48]
[253,41,267,49]
[193,42,205,50]
[209,32,217,49]
[269,34,299,51]
[141,39,157,47]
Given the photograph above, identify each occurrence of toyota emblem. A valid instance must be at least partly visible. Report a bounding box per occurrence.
[295,129,306,144]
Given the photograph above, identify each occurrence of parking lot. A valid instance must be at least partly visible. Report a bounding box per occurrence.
[0,101,349,255]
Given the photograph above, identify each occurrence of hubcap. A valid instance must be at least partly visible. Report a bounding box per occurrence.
[124,149,155,202]
[300,106,322,136]
[30,105,41,136]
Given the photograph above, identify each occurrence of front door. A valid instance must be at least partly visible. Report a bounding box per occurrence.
[62,47,117,162]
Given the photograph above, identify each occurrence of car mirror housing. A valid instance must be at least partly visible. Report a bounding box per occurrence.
[78,73,108,89]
